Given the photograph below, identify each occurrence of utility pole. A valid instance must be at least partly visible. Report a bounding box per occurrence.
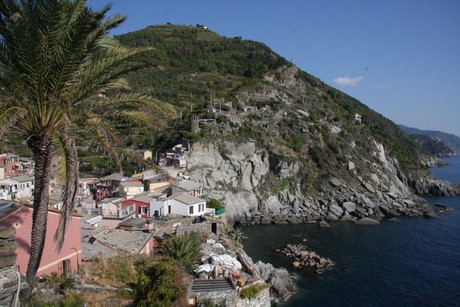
[210,91,214,108]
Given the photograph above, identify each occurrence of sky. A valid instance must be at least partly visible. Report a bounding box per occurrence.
[88,0,460,137]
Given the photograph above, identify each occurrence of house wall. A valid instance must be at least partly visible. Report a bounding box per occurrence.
[0,206,82,276]
[147,181,170,191]
[15,180,34,199]
[120,185,144,198]
[169,199,206,217]
[122,199,149,218]
[150,200,167,216]
[139,235,158,255]
[143,150,153,160]
[0,155,19,175]
[0,167,4,180]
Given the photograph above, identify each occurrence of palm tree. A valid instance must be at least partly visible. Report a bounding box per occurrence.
[0,0,174,299]
[160,232,203,272]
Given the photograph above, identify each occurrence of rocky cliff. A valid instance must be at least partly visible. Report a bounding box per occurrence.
[186,140,458,225]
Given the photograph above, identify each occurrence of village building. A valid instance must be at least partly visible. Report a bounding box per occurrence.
[0,154,19,176]
[0,203,81,276]
[0,175,35,201]
[119,181,144,198]
[150,192,207,218]
[136,149,153,161]
[177,179,204,197]
[80,227,157,261]
[91,173,129,201]
[122,195,152,218]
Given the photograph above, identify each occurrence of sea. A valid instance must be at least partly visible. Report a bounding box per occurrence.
[241,155,460,306]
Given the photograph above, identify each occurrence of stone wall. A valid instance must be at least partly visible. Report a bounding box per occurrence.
[191,289,237,307]
[175,216,227,238]
[236,286,270,307]
[0,226,28,306]
[0,227,16,269]
[189,286,270,307]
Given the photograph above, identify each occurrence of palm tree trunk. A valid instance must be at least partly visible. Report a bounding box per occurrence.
[21,133,54,301]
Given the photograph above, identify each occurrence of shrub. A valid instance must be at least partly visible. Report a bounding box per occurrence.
[160,232,203,272]
[240,284,262,299]
[206,198,223,210]
[135,257,186,307]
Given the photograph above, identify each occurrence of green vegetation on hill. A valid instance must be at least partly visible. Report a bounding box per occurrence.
[400,124,460,153]
[409,134,455,157]
[114,24,426,180]
[1,23,429,182]
[117,24,288,104]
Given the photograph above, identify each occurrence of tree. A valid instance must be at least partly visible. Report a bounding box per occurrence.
[0,0,175,300]
[160,232,202,272]
[135,257,186,307]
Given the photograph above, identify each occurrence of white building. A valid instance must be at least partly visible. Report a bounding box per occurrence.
[0,175,35,201]
[176,179,204,197]
[150,193,206,217]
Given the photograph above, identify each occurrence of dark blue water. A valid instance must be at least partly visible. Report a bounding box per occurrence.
[242,155,460,306]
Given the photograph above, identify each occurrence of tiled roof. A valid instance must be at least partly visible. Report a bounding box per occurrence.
[177,179,202,191]
[121,181,144,188]
[99,173,128,182]
[9,175,34,183]
[118,218,146,228]
[131,195,153,204]
[173,193,205,206]
[81,227,153,260]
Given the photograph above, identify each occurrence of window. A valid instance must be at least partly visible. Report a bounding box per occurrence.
[189,206,194,215]
[139,206,148,215]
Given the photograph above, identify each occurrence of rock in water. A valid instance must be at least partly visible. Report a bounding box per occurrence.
[355,217,380,225]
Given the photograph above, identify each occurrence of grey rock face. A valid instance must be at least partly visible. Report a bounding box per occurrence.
[186,141,456,225]
[254,261,296,301]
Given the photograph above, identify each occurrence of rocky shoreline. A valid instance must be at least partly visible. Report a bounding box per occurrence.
[186,141,460,228]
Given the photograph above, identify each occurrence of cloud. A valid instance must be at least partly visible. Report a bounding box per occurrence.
[332,76,363,87]
[376,84,386,89]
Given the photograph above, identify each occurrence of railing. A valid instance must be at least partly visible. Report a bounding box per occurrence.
[81,205,136,219]
[80,207,99,216]
[215,209,225,215]
[204,208,216,216]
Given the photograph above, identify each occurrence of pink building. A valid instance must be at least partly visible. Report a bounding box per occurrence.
[122,195,152,218]
[0,203,82,276]
[0,153,19,175]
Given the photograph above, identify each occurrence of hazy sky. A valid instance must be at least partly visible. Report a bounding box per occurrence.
[88,0,460,136]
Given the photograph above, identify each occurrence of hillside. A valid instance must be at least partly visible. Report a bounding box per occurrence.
[116,24,426,175]
[399,125,460,154]
[112,24,460,224]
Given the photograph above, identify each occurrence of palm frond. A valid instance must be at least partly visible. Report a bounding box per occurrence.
[52,128,79,252]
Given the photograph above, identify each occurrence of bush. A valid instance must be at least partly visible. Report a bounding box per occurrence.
[135,257,186,307]
[240,284,262,299]
[57,293,84,306]
[160,232,203,272]
[206,198,223,210]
